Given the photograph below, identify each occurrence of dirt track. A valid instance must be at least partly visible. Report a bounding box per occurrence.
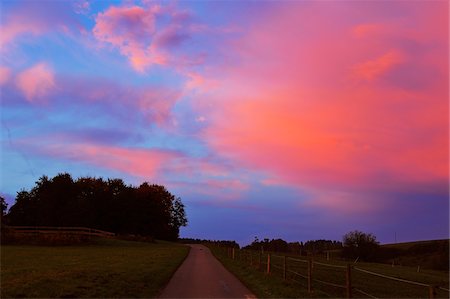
[159,244,256,298]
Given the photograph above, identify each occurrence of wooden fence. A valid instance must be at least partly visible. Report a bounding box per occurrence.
[4,226,115,237]
[218,247,449,299]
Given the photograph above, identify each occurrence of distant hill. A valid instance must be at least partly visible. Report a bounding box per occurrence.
[379,239,449,271]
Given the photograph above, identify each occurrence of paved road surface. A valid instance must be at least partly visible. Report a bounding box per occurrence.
[159,244,256,298]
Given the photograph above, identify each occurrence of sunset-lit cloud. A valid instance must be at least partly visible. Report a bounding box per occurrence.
[0,66,11,85]
[15,63,56,102]
[353,50,405,81]
[0,1,79,51]
[93,3,198,72]
[193,1,448,214]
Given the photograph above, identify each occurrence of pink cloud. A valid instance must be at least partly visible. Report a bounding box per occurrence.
[0,66,11,85]
[185,72,218,91]
[15,63,56,102]
[0,21,45,49]
[169,178,249,201]
[193,2,448,212]
[6,71,182,126]
[138,88,182,125]
[352,23,386,38]
[76,144,175,179]
[33,141,177,179]
[15,134,249,200]
[93,4,195,72]
[93,5,160,72]
[353,50,405,81]
[0,2,80,51]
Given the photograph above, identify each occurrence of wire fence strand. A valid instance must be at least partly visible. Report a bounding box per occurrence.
[354,267,430,287]
[216,247,446,299]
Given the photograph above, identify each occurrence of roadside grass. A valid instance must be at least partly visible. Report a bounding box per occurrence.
[1,238,189,298]
[210,246,449,298]
[209,246,328,298]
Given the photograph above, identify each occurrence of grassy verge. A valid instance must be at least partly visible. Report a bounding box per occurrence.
[209,246,327,298]
[1,238,189,298]
[209,246,449,298]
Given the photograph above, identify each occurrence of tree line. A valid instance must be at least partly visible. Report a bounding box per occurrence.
[244,237,344,255]
[3,173,187,240]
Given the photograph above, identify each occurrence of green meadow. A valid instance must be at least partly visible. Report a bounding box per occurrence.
[210,246,449,298]
[1,238,189,298]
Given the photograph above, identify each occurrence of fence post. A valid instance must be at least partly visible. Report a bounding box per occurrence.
[429,285,436,299]
[308,258,313,293]
[267,253,271,274]
[283,255,287,280]
[232,248,235,260]
[346,264,352,298]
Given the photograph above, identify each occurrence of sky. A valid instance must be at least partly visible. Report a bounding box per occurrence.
[1,0,448,245]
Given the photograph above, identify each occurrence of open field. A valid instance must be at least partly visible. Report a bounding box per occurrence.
[1,238,189,298]
[382,239,448,250]
[380,239,449,271]
[210,246,449,298]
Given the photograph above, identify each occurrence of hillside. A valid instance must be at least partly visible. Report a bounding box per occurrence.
[380,239,449,271]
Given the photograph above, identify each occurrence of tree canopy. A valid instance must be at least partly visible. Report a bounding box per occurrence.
[342,230,379,261]
[243,237,343,254]
[5,173,187,240]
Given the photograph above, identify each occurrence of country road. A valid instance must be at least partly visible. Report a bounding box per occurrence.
[159,244,256,298]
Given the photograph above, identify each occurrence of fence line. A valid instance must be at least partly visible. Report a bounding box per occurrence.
[354,267,430,287]
[287,269,308,279]
[216,247,448,299]
[5,225,115,237]
[314,260,346,269]
[313,278,346,289]
[287,257,308,263]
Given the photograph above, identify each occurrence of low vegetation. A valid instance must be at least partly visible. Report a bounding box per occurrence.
[209,243,449,298]
[1,238,189,298]
[209,245,326,298]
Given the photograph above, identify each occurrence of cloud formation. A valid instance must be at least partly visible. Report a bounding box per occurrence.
[15,63,56,102]
[0,66,11,85]
[194,1,448,212]
[93,3,196,72]
[0,1,79,51]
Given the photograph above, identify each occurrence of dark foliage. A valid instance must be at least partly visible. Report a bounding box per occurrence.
[243,237,342,254]
[178,238,240,249]
[342,230,379,261]
[5,173,187,240]
[0,196,7,224]
[303,239,343,254]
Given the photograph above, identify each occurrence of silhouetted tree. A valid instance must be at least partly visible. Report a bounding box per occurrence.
[304,239,343,254]
[6,174,187,240]
[342,230,379,261]
[0,196,7,224]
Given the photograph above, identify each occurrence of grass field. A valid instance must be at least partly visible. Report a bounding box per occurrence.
[210,246,327,298]
[210,246,449,298]
[1,238,189,298]
[382,239,448,250]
